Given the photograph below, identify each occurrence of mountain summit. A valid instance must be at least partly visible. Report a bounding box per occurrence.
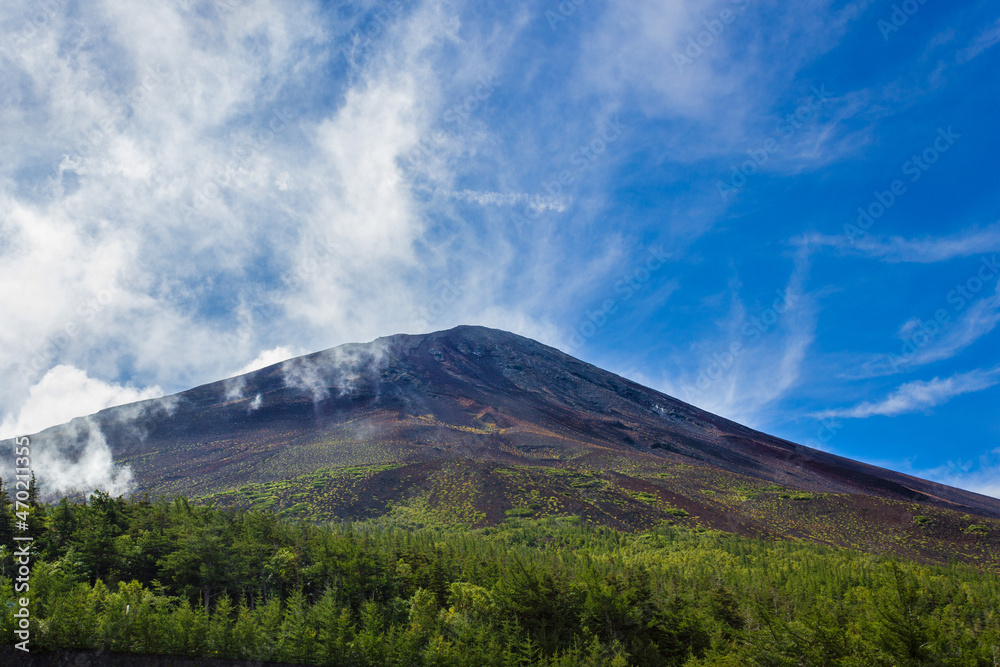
[19,326,1000,567]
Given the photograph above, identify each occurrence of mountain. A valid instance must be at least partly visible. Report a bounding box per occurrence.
[16,325,1000,569]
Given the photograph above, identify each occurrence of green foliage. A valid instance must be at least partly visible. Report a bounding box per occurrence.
[1,490,999,666]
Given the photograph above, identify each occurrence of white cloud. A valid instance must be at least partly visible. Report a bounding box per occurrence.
[802,224,1000,263]
[852,280,1000,377]
[650,246,818,428]
[0,0,332,411]
[921,449,1000,499]
[26,417,135,498]
[224,345,304,400]
[919,288,1000,360]
[0,0,537,422]
[0,365,163,498]
[815,365,1000,419]
[237,345,304,376]
[280,339,392,404]
[958,18,1000,63]
[446,189,568,212]
[0,365,163,440]
[580,0,869,161]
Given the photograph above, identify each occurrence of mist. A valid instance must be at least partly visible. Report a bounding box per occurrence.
[14,417,133,499]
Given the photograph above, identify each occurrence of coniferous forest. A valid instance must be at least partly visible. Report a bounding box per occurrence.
[2,482,999,666]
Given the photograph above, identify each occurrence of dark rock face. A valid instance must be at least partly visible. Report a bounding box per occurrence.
[50,324,994,520]
[11,325,1000,570]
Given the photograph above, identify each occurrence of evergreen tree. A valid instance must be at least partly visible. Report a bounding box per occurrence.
[6,493,1000,666]
[0,477,14,548]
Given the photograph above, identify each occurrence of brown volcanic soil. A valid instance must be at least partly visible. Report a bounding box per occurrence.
[17,325,1000,570]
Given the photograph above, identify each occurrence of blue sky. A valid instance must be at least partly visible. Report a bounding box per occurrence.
[1,0,998,497]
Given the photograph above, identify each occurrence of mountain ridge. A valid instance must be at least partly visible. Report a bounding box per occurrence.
[8,325,1000,569]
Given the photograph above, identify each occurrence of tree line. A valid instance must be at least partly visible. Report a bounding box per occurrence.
[1,479,998,665]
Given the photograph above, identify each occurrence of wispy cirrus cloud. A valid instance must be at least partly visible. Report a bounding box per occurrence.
[851,279,1000,378]
[445,189,568,212]
[815,364,1000,419]
[800,224,1000,263]
[0,0,546,420]
[651,247,818,429]
[917,448,1000,499]
[2,0,998,503]
[958,17,1000,62]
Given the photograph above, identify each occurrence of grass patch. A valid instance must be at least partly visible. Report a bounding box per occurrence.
[630,491,659,505]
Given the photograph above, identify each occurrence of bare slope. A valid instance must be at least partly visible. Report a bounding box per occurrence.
[16,325,1000,568]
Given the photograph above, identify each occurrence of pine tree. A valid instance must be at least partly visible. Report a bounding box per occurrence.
[207,594,236,659]
[872,562,932,664]
[25,471,48,546]
[0,477,14,548]
[277,590,316,663]
[311,587,355,666]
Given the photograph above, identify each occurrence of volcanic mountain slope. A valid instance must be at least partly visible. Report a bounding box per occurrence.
[18,326,1000,569]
